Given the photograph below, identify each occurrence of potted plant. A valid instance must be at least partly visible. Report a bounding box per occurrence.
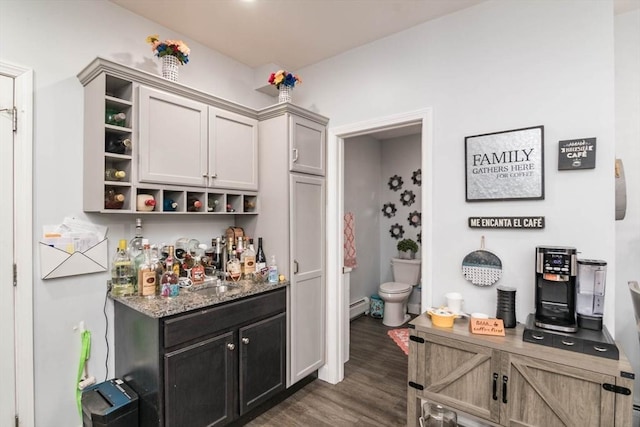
[397,238,419,259]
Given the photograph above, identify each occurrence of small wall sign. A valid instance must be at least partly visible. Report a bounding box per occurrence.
[558,137,596,170]
[468,216,545,229]
[469,318,505,336]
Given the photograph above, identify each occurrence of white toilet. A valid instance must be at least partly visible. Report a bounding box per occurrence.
[378,258,421,327]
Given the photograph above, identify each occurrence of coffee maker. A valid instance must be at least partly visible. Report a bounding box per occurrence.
[576,259,607,331]
[534,246,578,332]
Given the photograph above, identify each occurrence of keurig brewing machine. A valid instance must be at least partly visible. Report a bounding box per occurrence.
[534,246,578,332]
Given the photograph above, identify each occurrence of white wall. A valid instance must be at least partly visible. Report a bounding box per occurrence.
[299,0,617,326]
[344,135,382,302]
[614,8,640,404]
[0,0,635,423]
[0,1,276,426]
[379,135,422,283]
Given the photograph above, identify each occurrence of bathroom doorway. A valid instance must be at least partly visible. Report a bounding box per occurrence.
[320,109,433,384]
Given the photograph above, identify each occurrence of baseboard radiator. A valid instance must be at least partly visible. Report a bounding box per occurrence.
[349,296,370,320]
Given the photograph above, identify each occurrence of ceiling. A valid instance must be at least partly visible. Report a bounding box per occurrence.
[111,0,639,71]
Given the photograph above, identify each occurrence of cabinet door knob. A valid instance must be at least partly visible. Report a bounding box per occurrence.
[227,343,235,351]
[292,148,299,162]
[242,337,250,345]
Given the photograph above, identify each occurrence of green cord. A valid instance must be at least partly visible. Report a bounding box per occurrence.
[76,330,91,418]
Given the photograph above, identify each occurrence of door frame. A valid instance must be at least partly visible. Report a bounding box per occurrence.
[0,60,35,426]
[320,108,433,384]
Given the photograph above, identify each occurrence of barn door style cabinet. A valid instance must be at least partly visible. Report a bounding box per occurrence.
[238,103,327,387]
[78,57,258,215]
[407,316,635,427]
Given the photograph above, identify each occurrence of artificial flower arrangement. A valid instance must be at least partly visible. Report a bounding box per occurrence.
[268,70,302,89]
[146,34,190,65]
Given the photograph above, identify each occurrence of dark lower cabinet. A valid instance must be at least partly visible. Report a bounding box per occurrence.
[115,287,287,427]
[239,313,286,415]
[164,332,235,426]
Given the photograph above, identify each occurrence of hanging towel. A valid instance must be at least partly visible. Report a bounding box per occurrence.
[344,212,357,268]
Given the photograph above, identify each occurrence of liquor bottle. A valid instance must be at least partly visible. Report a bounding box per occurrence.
[212,237,223,271]
[207,199,219,212]
[138,241,157,297]
[129,218,144,259]
[256,237,267,272]
[227,251,242,282]
[268,255,278,284]
[187,197,203,212]
[168,245,181,277]
[111,239,135,296]
[163,199,178,211]
[105,168,126,181]
[191,256,205,285]
[160,254,179,297]
[104,188,125,209]
[242,238,256,276]
[105,136,132,155]
[105,108,127,126]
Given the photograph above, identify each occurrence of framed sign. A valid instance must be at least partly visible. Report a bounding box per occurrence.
[465,126,544,202]
[558,137,596,170]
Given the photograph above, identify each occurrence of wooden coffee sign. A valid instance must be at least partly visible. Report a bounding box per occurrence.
[469,318,505,336]
[558,137,596,170]
[468,216,545,229]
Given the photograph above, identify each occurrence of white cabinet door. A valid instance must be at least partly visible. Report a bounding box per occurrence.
[138,86,208,186]
[209,107,258,191]
[289,173,326,384]
[289,115,326,176]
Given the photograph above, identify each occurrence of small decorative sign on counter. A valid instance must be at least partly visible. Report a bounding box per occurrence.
[469,318,505,336]
[468,216,545,229]
[558,137,596,170]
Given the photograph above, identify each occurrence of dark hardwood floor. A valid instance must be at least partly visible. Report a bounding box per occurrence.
[246,315,409,426]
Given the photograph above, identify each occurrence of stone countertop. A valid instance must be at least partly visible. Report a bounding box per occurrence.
[111,279,288,319]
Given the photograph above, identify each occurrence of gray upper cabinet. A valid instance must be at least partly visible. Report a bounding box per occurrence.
[138,86,209,187]
[78,57,260,214]
[289,115,326,176]
[208,107,258,191]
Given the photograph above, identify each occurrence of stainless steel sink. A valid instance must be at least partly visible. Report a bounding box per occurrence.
[189,282,242,296]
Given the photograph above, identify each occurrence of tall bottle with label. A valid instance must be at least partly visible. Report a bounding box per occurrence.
[111,239,135,296]
[227,250,242,282]
[160,250,179,297]
[256,237,267,273]
[138,241,157,297]
[242,238,256,276]
[212,237,223,271]
[129,218,144,259]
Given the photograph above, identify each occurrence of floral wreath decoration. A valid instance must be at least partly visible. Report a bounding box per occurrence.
[400,190,416,206]
[389,223,404,239]
[388,175,403,191]
[382,203,397,218]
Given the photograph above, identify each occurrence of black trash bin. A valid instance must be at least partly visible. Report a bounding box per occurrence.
[81,378,138,427]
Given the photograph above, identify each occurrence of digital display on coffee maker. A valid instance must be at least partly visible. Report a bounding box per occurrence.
[543,253,571,273]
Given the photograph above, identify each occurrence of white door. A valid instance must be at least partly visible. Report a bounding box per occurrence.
[0,73,17,427]
[289,173,326,384]
[0,62,34,426]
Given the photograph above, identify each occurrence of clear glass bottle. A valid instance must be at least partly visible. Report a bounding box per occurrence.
[138,241,157,297]
[111,239,135,296]
[256,237,267,273]
[227,251,242,282]
[268,255,278,284]
[128,218,143,259]
[105,168,126,181]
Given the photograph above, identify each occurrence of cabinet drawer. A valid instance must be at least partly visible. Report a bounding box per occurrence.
[163,288,286,348]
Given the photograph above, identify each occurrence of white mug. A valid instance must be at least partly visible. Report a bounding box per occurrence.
[445,292,464,314]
